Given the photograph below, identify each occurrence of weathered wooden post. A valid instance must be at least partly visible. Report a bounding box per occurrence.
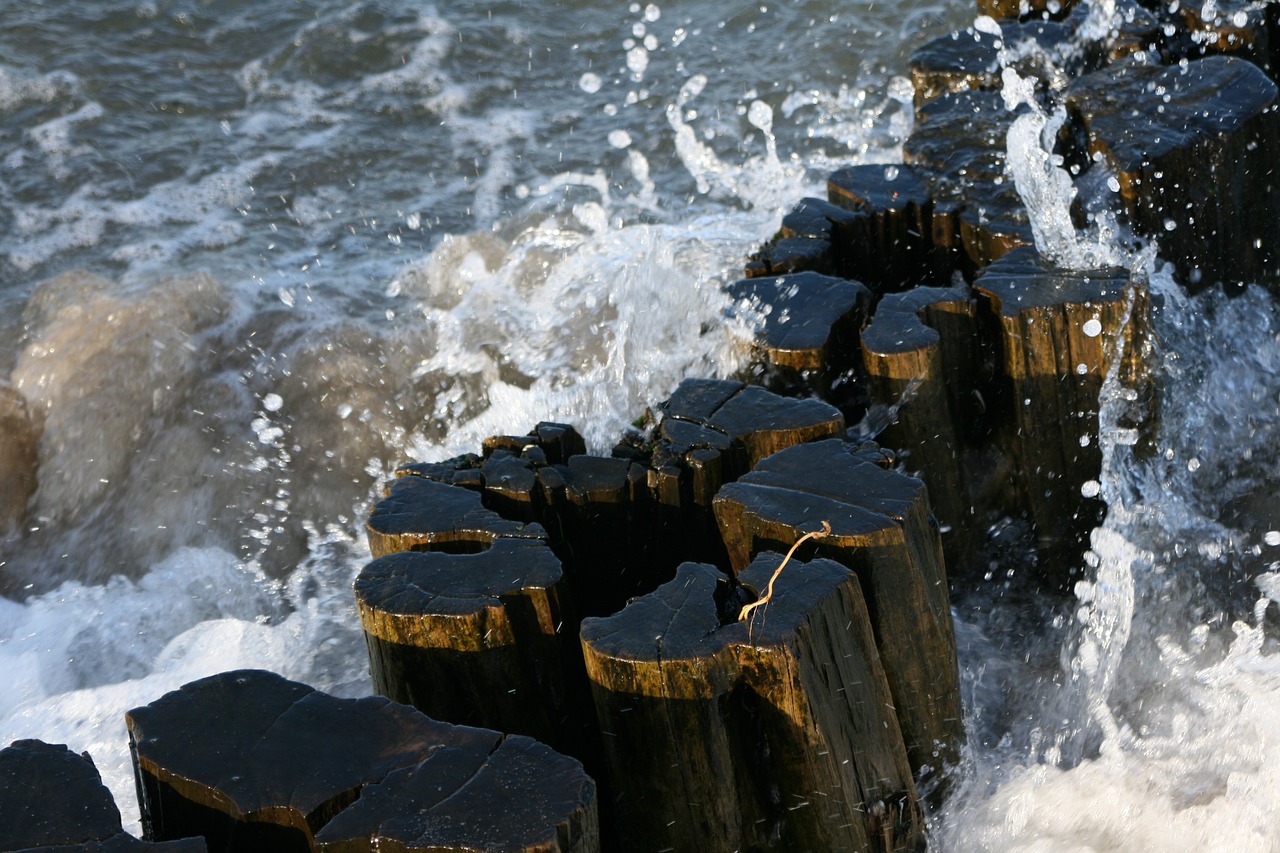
[0,739,207,851]
[973,246,1147,573]
[904,90,1035,268]
[1067,55,1280,291]
[726,271,870,411]
[581,557,923,853]
[127,670,598,853]
[861,286,986,555]
[713,439,963,781]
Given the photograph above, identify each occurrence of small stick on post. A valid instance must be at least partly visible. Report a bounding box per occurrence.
[738,520,832,622]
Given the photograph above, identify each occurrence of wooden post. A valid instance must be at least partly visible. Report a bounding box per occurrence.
[909,21,1074,111]
[365,473,546,559]
[861,286,985,558]
[1066,55,1280,291]
[580,558,923,853]
[0,739,207,852]
[904,90,1034,269]
[713,439,962,781]
[826,163,961,291]
[743,196,862,278]
[726,271,870,409]
[127,670,598,853]
[355,538,583,753]
[973,246,1147,574]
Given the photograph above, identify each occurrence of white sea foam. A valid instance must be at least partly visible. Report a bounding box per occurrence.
[0,535,371,834]
[938,269,1280,851]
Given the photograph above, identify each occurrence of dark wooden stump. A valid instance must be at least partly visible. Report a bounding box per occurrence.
[826,163,961,291]
[366,472,547,559]
[973,246,1147,571]
[0,739,206,852]
[904,90,1035,268]
[910,21,1074,110]
[726,271,870,411]
[355,538,583,753]
[1066,55,1280,291]
[659,378,845,477]
[580,558,923,853]
[861,286,985,552]
[712,439,962,780]
[314,735,598,853]
[126,670,597,853]
[743,196,873,278]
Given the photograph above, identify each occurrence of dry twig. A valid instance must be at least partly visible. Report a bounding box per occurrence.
[737,520,832,623]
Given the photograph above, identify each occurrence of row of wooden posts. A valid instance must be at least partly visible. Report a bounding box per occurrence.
[7,0,1280,849]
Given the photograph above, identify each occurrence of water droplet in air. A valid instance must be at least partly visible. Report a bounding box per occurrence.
[1265,531,1280,546]
[1164,218,1177,231]
[1083,318,1102,337]
[644,3,661,21]
[1107,175,1121,193]
[608,129,633,149]
[1081,480,1101,498]
[262,393,283,413]
[579,73,603,94]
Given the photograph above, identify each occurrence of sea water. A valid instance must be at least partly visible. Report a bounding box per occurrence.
[2,2,1278,849]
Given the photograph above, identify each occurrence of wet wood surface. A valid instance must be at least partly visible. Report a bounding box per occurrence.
[580,557,923,853]
[126,670,597,853]
[713,439,962,780]
[1067,55,1280,290]
[861,286,984,550]
[0,739,207,852]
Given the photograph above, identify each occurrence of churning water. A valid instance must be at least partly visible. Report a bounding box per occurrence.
[1,2,1278,849]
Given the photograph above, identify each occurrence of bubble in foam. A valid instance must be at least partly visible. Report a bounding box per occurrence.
[579,72,603,94]
[974,15,1003,36]
[626,46,649,76]
[747,100,773,134]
